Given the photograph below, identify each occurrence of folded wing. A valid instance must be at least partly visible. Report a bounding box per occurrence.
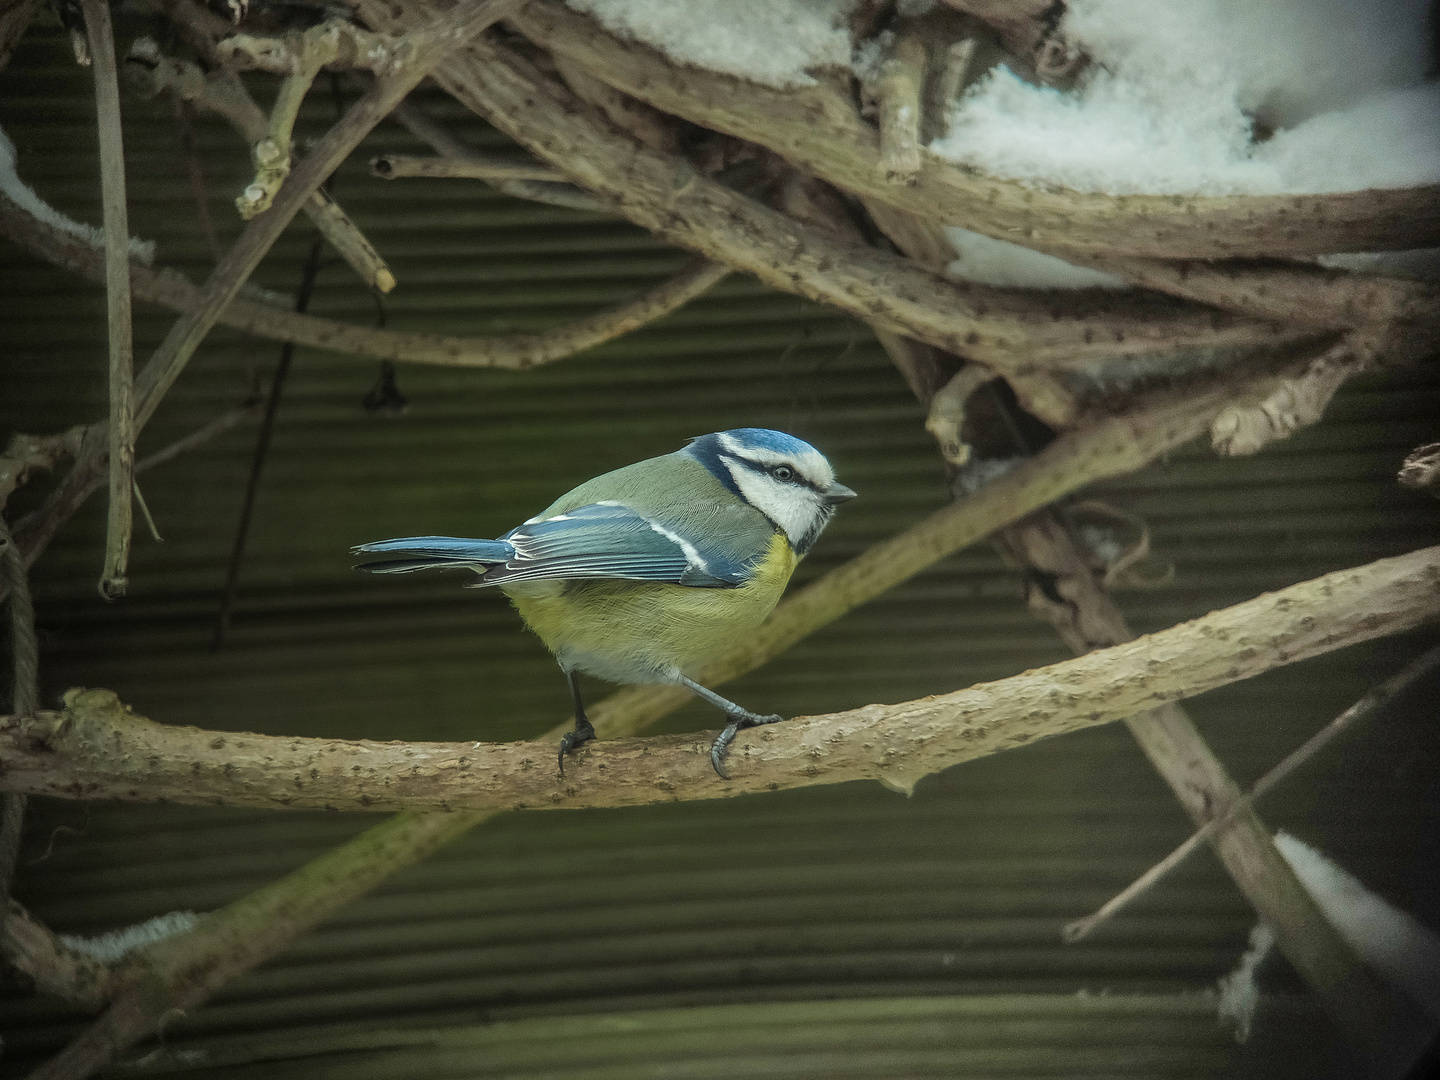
[353,503,750,588]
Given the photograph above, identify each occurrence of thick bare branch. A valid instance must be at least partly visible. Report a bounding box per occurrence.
[939,0,1053,59]
[996,510,1398,1041]
[1075,252,1440,357]
[80,0,135,600]
[355,1,1309,373]
[3,356,1334,1075]
[4,546,1437,811]
[217,21,413,220]
[508,0,1440,259]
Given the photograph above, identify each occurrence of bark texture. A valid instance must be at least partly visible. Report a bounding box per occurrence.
[4,544,1436,812]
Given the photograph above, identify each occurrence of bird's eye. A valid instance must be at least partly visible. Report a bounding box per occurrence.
[770,464,796,482]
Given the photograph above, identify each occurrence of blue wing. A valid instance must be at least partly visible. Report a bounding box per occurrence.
[492,502,748,588]
[354,504,751,588]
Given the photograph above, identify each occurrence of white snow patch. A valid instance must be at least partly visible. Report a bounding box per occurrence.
[1275,831,1440,1018]
[1217,922,1276,1042]
[564,0,860,89]
[1,124,156,264]
[944,226,1129,289]
[60,911,201,963]
[930,0,1440,196]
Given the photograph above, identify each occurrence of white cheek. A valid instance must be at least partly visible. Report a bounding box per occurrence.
[727,467,819,547]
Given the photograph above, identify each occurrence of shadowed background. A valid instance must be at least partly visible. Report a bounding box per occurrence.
[2,21,1439,1078]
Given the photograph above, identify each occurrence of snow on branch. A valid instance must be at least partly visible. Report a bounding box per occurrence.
[508,0,1440,258]
[4,545,1436,812]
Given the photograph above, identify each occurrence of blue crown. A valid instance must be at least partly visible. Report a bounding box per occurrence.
[716,428,821,457]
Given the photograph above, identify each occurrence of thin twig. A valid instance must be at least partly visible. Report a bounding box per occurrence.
[0,515,39,962]
[124,44,397,292]
[2,187,725,369]
[3,403,258,588]
[1063,643,1440,944]
[213,232,326,651]
[135,403,262,476]
[130,480,162,543]
[386,97,607,212]
[370,151,567,182]
[169,96,220,261]
[81,0,135,601]
[131,0,522,438]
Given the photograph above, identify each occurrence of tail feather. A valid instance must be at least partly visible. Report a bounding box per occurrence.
[351,535,514,575]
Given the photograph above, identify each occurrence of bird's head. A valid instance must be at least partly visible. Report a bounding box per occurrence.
[682,428,856,555]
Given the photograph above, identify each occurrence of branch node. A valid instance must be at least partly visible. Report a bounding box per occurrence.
[1399,442,1440,498]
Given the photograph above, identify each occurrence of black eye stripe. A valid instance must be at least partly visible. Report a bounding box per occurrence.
[728,454,824,493]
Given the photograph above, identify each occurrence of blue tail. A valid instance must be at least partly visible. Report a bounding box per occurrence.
[352,535,515,574]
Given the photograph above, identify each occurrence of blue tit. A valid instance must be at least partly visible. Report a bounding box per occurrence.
[353,428,856,776]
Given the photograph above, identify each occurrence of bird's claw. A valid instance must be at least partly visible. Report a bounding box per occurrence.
[709,712,784,779]
[556,720,596,777]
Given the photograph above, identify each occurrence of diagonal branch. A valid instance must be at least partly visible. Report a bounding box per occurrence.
[3,0,520,610]
[996,509,1398,1041]
[3,357,1323,1075]
[508,0,1440,259]
[124,40,396,291]
[133,0,522,434]
[352,3,1310,375]
[1063,643,1440,944]
[0,192,722,371]
[3,546,1437,811]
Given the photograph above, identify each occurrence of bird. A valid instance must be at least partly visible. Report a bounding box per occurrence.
[353,428,856,777]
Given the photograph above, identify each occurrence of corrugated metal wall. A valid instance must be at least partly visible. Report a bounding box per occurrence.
[3,18,1439,1078]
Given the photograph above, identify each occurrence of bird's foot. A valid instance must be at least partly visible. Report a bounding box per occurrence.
[557,716,596,776]
[710,710,784,779]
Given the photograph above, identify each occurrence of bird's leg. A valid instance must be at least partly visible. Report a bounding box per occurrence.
[557,668,595,775]
[677,675,784,779]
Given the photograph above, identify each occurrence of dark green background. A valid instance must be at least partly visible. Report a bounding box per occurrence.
[3,19,1439,1078]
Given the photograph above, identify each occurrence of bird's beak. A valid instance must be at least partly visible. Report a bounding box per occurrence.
[824,482,857,505]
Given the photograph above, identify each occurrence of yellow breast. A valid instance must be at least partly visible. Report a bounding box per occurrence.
[504,533,797,685]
